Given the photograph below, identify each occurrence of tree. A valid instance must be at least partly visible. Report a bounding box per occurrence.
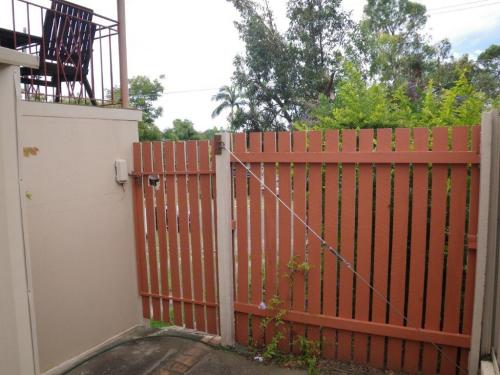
[287,0,353,97]
[474,44,500,101]
[359,0,437,88]
[163,119,221,141]
[128,75,165,141]
[227,0,352,131]
[211,85,246,125]
[163,119,199,140]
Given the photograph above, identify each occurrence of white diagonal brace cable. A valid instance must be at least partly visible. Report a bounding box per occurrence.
[225,144,467,375]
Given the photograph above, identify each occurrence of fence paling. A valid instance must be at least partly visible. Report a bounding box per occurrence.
[143,142,161,320]
[404,128,429,373]
[247,133,264,345]
[164,142,183,326]
[307,132,323,345]
[234,133,249,344]
[387,128,410,371]
[187,141,205,332]
[338,130,356,361]
[322,130,339,360]
[277,131,292,353]
[370,129,392,369]
[153,142,169,323]
[176,142,194,329]
[441,128,470,375]
[353,129,374,365]
[291,131,307,354]
[422,127,448,374]
[198,141,218,335]
[263,132,277,345]
[132,143,149,317]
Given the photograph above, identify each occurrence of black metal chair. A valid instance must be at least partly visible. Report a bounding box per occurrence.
[20,0,97,105]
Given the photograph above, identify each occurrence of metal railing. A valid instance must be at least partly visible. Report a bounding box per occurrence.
[5,0,122,106]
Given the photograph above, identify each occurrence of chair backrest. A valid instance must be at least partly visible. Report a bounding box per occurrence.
[42,0,96,73]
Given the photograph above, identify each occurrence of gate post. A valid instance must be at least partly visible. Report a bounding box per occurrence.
[469,110,500,374]
[215,132,235,346]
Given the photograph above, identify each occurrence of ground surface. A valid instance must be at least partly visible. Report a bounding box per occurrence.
[63,327,402,375]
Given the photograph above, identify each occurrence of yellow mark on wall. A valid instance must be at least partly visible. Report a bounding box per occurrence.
[23,147,39,157]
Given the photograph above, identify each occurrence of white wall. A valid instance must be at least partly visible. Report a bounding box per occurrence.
[0,49,39,375]
[19,101,143,373]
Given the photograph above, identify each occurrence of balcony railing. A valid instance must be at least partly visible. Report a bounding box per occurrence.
[3,0,126,107]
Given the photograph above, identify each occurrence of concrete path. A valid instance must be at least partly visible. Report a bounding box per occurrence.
[64,328,305,375]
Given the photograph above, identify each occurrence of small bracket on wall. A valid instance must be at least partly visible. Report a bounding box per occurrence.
[214,134,224,155]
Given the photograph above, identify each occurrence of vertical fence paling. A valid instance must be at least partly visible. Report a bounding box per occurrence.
[353,129,374,364]
[323,130,339,359]
[263,132,278,345]
[131,141,218,334]
[277,131,292,353]
[229,126,479,375]
[234,133,249,344]
[291,132,307,353]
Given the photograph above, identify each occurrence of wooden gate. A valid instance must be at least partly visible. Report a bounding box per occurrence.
[132,126,480,375]
[131,140,218,334]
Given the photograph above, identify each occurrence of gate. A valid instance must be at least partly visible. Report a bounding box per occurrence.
[132,126,481,375]
[131,140,218,334]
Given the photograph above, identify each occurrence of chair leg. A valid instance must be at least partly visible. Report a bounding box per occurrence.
[83,78,97,106]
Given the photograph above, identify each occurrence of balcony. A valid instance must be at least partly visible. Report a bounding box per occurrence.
[2,0,128,107]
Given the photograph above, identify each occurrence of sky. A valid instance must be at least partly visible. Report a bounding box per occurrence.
[3,0,500,131]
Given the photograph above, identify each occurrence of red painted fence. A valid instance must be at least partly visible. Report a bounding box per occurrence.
[132,126,480,375]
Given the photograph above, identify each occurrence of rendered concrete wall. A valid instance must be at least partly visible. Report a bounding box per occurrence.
[19,101,143,373]
[0,49,39,375]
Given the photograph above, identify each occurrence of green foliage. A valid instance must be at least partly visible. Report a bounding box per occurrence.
[360,0,432,87]
[298,62,485,129]
[475,44,500,101]
[163,119,198,140]
[286,255,312,277]
[127,75,165,141]
[262,332,284,360]
[295,336,320,375]
[211,85,247,127]
[420,80,440,126]
[163,119,221,141]
[438,69,485,125]
[261,295,287,328]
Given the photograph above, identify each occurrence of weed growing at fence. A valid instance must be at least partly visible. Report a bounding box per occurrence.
[256,265,321,375]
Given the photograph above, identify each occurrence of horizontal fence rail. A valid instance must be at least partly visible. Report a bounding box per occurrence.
[131,140,218,334]
[231,126,480,375]
[5,0,120,106]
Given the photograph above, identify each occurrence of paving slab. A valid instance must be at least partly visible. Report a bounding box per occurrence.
[63,329,305,375]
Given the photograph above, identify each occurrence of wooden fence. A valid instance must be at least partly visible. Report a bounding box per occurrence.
[132,126,480,375]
